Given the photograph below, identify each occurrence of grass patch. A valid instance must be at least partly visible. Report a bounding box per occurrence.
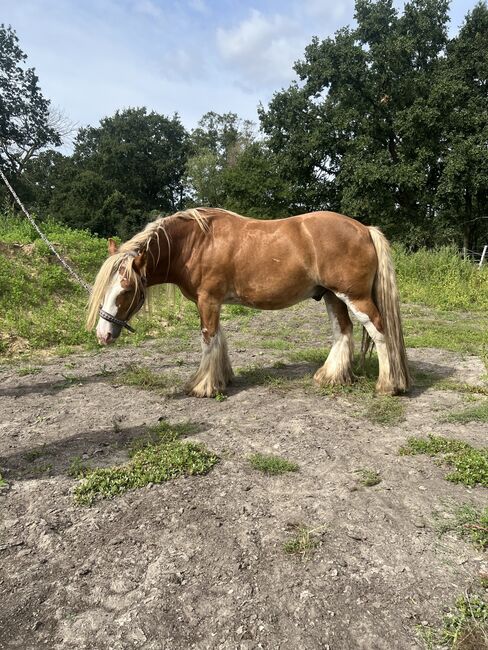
[356,468,382,487]
[17,365,42,376]
[365,396,405,425]
[0,472,7,488]
[68,457,92,479]
[283,524,324,557]
[402,307,488,358]
[248,453,299,475]
[445,400,488,424]
[221,304,256,319]
[435,503,488,550]
[400,435,488,487]
[24,448,46,462]
[259,339,293,351]
[394,246,488,311]
[288,347,329,365]
[74,420,217,505]
[128,420,199,455]
[418,592,488,650]
[116,364,176,393]
[236,364,311,391]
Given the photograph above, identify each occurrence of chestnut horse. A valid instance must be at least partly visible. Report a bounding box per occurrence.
[87,208,410,397]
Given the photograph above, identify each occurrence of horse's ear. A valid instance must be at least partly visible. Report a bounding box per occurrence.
[108,238,118,256]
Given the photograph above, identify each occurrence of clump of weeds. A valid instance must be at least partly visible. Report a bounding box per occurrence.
[417,591,487,650]
[355,468,382,487]
[400,435,488,487]
[283,524,325,558]
[73,420,217,506]
[434,503,488,550]
[249,453,299,475]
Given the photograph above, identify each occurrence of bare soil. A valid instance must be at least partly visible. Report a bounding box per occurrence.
[0,301,487,650]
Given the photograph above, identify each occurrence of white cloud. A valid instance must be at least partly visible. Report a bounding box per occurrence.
[216,9,302,90]
[132,0,163,19]
[302,0,352,22]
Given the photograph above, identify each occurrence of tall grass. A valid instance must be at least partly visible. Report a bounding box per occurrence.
[393,246,488,311]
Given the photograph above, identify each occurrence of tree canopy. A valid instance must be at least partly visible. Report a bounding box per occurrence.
[0,24,60,175]
[1,4,487,249]
[260,0,488,248]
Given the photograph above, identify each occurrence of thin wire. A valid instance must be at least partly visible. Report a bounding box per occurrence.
[0,167,92,293]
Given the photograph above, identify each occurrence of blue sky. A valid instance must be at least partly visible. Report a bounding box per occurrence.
[2,0,477,138]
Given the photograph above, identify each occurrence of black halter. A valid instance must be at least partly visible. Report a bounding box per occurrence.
[98,294,145,334]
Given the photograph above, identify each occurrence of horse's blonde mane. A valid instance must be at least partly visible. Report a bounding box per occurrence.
[86,208,209,330]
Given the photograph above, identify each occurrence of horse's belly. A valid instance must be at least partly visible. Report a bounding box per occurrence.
[224,283,318,310]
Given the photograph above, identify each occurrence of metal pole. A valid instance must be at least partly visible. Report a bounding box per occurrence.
[479,245,488,268]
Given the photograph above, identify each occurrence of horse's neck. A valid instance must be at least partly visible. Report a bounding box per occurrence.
[144,217,195,287]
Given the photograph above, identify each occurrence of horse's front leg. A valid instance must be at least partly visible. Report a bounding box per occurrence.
[185,297,234,398]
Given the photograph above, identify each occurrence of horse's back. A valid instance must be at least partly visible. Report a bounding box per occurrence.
[195,208,377,305]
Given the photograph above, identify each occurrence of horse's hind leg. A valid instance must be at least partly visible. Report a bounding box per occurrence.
[185,297,234,398]
[336,294,393,395]
[314,291,355,387]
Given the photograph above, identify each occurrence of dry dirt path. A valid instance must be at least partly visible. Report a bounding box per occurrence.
[0,301,487,649]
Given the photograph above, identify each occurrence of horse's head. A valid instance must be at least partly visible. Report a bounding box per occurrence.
[88,239,147,345]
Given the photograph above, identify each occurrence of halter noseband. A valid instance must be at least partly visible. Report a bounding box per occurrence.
[98,294,145,334]
[98,308,136,333]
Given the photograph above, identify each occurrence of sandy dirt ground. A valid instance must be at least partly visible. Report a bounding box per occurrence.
[0,301,486,649]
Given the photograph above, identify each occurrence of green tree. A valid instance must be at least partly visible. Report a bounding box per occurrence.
[21,150,74,213]
[27,108,190,236]
[221,141,291,218]
[186,112,255,206]
[260,0,452,244]
[74,108,189,214]
[0,24,60,174]
[435,2,488,251]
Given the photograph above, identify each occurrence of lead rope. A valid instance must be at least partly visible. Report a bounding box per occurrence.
[0,167,93,294]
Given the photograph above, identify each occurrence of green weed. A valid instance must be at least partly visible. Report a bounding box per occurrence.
[0,472,7,488]
[283,525,324,557]
[417,592,488,650]
[116,365,175,392]
[445,400,488,424]
[394,246,488,311]
[356,468,382,487]
[73,420,214,505]
[288,347,329,364]
[248,453,299,475]
[365,396,405,425]
[435,504,488,550]
[68,457,92,479]
[128,420,199,455]
[17,365,42,376]
[24,448,45,462]
[400,435,488,487]
[74,440,218,505]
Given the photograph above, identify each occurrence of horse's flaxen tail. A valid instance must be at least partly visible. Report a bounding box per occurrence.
[368,226,411,393]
